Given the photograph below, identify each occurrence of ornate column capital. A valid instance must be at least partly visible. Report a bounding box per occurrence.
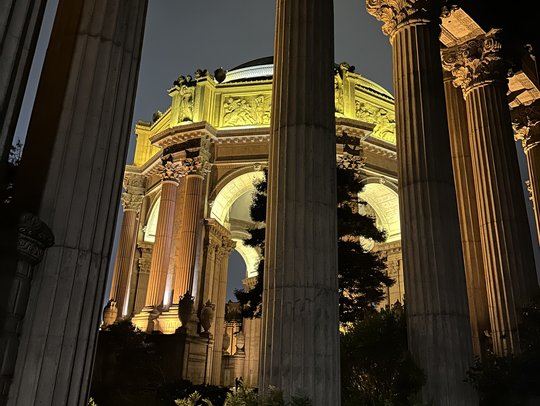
[366,0,441,38]
[441,29,512,94]
[216,238,236,260]
[337,152,365,173]
[178,156,212,178]
[157,159,183,183]
[121,173,146,211]
[17,213,55,265]
[511,101,540,151]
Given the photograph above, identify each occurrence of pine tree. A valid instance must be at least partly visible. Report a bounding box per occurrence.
[235,164,394,323]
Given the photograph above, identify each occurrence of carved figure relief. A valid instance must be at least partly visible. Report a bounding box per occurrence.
[355,101,396,143]
[222,94,271,127]
[178,85,195,122]
[334,74,344,114]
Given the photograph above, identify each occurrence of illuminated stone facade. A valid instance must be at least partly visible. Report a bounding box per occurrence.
[109,58,402,387]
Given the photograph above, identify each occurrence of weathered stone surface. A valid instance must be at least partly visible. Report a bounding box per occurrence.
[260,1,341,404]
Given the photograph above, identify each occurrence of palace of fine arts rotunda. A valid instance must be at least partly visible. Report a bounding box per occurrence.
[1,0,539,405]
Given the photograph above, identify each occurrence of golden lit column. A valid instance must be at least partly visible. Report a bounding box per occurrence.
[210,237,235,386]
[173,156,211,299]
[442,31,539,355]
[512,101,540,245]
[261,0,340,404]
[108,174,145,318]
[443,72,491,356]
[367,1,476,404]
[143,161,182,309]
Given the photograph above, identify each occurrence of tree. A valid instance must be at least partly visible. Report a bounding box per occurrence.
[235,164,394,323]
[340,303,425,406]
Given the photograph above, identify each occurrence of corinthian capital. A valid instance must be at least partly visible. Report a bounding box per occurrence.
[337,152,365,173]
[123,173,146,192]
[366,0,440,38]
[441,29,511,93]
[179,156,212,178]
[511,100,540,150]
[121,191,144,211]
[17,213,54,264]
[157,159,183,183]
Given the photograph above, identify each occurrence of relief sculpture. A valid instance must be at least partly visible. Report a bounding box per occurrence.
[355,101,396,143]
[222,94,271,127]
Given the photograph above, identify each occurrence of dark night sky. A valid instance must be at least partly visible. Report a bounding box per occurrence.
[14,1,539,299]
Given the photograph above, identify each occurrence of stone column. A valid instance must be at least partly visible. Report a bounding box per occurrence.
[0,0,47,165]
[131,242,153,315]
[512,100,540,246]
[367,1,476,404]
[0,214,53,405]
[108,174,145,318]
[143,161,181,309]
[443,72,491,356]
[442,30,539,355]
[173,156,210,298]
[260,1,340,404]
[210,237,235,386]
[6,1,148,404]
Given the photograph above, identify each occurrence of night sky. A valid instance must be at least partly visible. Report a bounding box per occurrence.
[14,1,539,300]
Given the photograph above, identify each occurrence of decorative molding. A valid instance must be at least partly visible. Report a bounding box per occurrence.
[213,134,270,144]
[441,29,511,93]
[17,213,55,265]
[366,0,439,38]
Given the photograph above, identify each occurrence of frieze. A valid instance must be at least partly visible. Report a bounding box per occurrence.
[355,101,396,143]
[222,94,271,127]
[441,29,511,93]
[366,0,440,38]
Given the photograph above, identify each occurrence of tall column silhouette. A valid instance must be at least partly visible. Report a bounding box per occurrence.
[442,30,539,354]
[443,73,490,356]
[512,101,540,246]
[8,0,148,404]
[260,1,341,404]
[367,1,476,404]
[109,174,145,317]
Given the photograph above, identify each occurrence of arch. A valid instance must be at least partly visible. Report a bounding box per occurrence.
[359,182,400,242]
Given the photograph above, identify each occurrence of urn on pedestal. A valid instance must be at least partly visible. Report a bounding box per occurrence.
[102,299,118,328]
[199,300,215,338]
[178,291,194,329]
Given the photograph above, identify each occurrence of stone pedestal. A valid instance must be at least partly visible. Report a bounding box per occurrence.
[108,174,145,317]
[443,31,539,354]
[260,1,340,404]
[7,1,148,404]
[443,74,491,356]
[512,101,540,247]
[367,1,476,404]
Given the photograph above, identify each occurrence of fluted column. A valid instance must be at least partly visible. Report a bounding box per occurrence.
[144,161,181,308]
[367,1,476,404]
[210,237,235,386]
[512,101,540,246]
[0,214,53,405]
[260,1,340,404]
[443,72,491,356]
[109,174,145,317]
[7,1,148,404]
[0,0,47,165]
[131,242,153,314]
[442,31,539,355]
[173,156,210,299]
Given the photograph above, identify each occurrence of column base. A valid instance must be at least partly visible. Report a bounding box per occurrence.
[158,305,182,334]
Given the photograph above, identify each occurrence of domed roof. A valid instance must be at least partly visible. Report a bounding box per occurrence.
[223,56,393,99]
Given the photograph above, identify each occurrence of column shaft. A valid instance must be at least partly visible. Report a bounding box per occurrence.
[261,0,340,404]
[145,180,178,306]
[7,0,148,404]
[466,83,537,353]
[109,209,139,316]
[0,0,47,164]
[525,131,540,244]
[174,175,204,298]
[443,77,491,356]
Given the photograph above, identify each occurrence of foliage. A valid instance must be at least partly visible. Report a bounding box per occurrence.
[340,303,425,406]
[175,384,312,406]
[235,166,394,324]
[159,380,229,406]
[89,320,166,406]
[465,297,540,405]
